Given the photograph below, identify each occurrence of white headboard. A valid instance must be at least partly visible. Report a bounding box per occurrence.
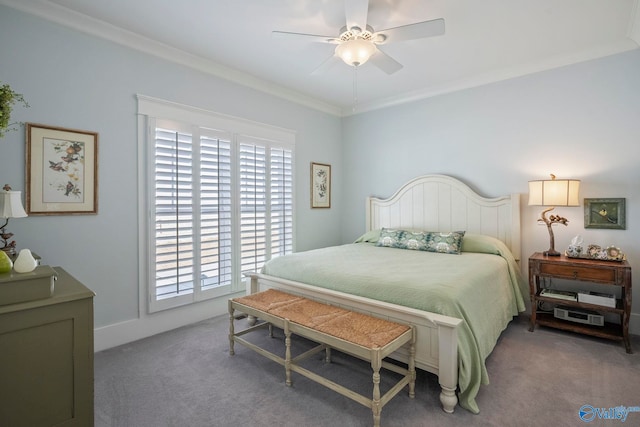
[366,174,521,261]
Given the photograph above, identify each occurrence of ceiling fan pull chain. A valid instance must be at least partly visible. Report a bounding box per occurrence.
[352,65,358,112]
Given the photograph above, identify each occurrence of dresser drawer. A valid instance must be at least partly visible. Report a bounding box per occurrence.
[539,263,615,282]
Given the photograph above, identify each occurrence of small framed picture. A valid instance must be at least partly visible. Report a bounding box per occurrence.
[26,123,98,215]
[310,162,331,208]
[584,198,625,229]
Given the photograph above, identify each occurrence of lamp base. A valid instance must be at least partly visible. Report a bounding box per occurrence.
[538,207,567,258]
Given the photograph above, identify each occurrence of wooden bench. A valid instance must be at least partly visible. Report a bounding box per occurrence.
[228,289,416,427]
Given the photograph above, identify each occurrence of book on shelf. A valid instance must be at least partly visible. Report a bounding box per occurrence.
[577,291,616,308]
[540,288,577,301]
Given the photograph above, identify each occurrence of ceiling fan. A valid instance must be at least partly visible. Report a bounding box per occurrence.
[272,0,445,75]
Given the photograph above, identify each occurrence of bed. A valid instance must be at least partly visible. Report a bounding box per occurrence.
[247,174,526,414]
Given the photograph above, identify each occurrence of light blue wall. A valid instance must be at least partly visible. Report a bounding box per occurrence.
[342,49,640,332]
[2,4,640,342]
[0,6,343,333]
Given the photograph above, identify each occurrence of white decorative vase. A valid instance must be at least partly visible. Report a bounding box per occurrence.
[13,248,37,273]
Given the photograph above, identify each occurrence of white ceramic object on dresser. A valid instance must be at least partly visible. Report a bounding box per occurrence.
[13,248,37,273]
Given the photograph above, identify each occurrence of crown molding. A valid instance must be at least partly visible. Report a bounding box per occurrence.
[3,0,638,118]
[0,0,342,116]
[630,0,640,45]
[344,38,640,116]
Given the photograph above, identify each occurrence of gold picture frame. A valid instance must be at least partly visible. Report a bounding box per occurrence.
[26,123,98,215]
[310,162,331,208]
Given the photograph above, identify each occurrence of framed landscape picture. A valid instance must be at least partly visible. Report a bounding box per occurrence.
[310,162,331,208]
[584,198,625,229]
[26,123,98,215]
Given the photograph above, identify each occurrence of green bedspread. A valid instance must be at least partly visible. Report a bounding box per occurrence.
[261,236,526,413]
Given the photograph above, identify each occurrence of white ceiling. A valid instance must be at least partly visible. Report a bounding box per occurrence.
[3,0,639,116]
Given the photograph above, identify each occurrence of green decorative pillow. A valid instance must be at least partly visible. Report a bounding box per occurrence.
[424,231,466,254]
[461,233,503,255]
[376,228,429,251]
[375,228,465,254]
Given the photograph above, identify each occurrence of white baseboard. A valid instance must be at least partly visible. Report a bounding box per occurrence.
[95,294,640,352]
[94,291,243,352]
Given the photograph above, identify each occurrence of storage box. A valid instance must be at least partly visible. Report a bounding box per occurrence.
[577,290,616,308]
[0,265,57,306]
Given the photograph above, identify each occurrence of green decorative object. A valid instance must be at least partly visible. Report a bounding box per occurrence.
[0,82,29,139]
[0,250,13,273]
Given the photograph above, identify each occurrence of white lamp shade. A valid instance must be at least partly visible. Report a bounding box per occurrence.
[335,39,376,66]
[528,179,580,207]
[0,190,28,218]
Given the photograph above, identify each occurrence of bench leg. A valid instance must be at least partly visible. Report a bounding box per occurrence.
[325,347,332,363]
[284,321,292,386]
[408,333,416,399]
[228,302,235,356]
[371,352,382,427]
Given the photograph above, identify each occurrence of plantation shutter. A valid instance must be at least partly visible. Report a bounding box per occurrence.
[139,95,295,313]
[154,127,194,300]
[239,141,268,275]
[270,147,293,258]
[199,133,233,290]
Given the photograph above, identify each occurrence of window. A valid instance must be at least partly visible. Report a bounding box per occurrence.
[138,96,294,312]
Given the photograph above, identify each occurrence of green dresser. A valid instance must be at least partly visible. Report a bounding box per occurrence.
[0,267,95,426]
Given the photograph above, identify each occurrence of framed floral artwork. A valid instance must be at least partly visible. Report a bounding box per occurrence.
[584,198,625,230]
[26,123,98,215]
[310,162,330,208]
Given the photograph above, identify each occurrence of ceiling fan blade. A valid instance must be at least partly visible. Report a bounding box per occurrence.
[376,18,445,44]
[310,54,341,76]
[345,0,369,31]
[272,31,338,44]
[369,48,403,74]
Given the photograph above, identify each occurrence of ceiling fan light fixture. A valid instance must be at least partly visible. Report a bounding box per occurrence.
[335,38,376,67]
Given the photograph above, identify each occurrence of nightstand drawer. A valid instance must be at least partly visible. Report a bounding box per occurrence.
[539,263,615,282]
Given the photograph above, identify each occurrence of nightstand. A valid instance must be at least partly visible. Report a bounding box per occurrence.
[528,252,632,353]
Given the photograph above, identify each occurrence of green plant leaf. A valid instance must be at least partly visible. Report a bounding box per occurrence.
[0,83,30,139]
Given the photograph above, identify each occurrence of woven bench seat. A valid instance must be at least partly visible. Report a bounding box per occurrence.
[229,289,416,427]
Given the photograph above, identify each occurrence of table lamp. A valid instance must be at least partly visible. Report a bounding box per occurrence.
[0,184,28,256]
[528,174,580,256]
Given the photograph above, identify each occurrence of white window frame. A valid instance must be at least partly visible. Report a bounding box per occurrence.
[137,95,295,313]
